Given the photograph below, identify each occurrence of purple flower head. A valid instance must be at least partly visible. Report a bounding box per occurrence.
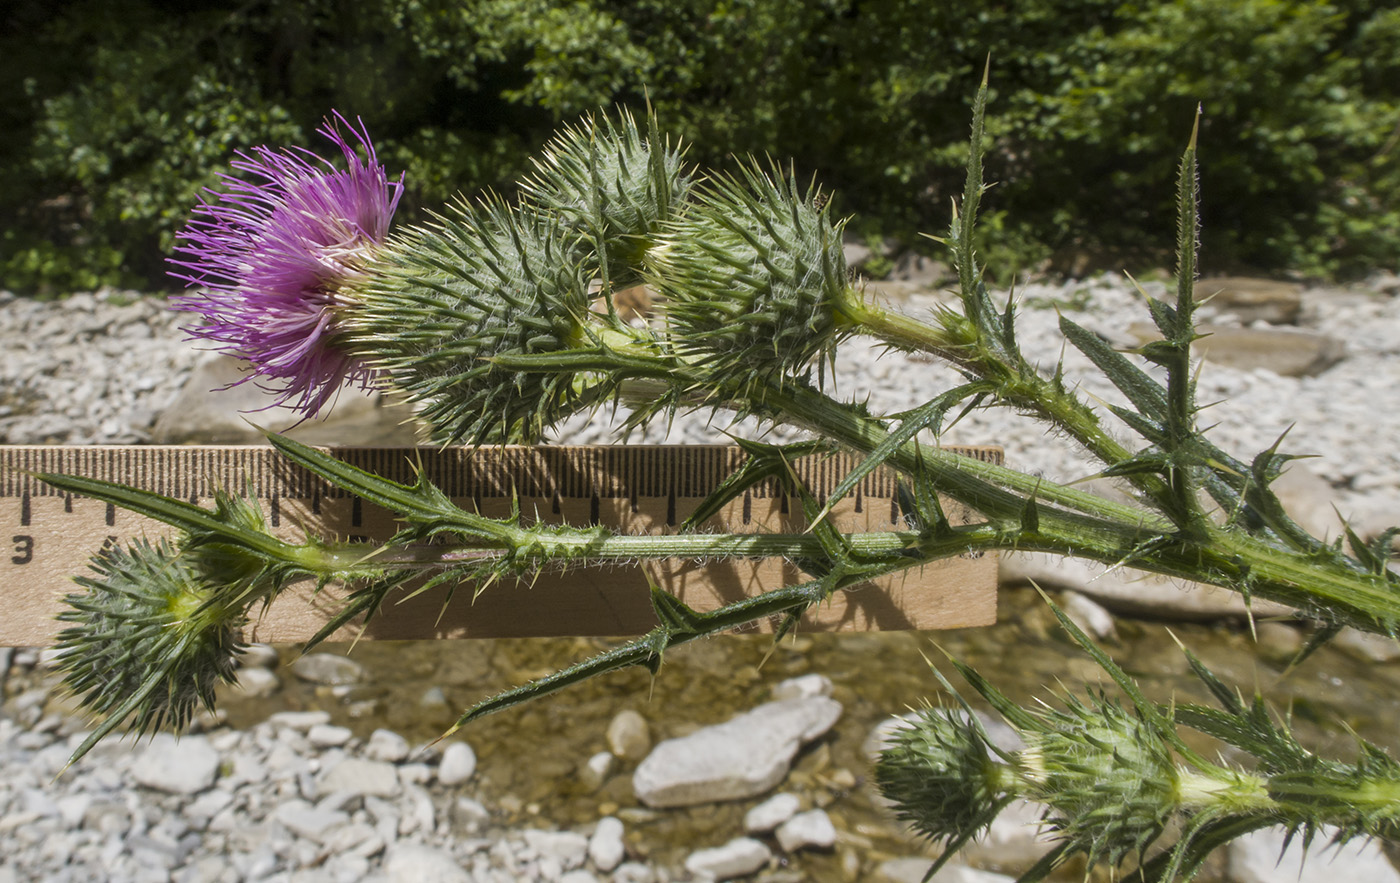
[170,112,404,417]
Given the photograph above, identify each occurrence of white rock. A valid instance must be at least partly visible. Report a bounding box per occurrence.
[130,734,220,795]
[239,644,280,669]
[683,838,772,881]
[398,762,432,786]
[1001,552,1294,621]
[453,796,490,830]
[319,758,401,799]
[1061,591,1117,640]
[878,858,1016,883]
[1228,825,1400,883]
[580,751,615,791]
[381,843,472,883]
[365,729,410,763]
[267,710,332,731]
[290,653,366,686]
[775,808,837,852]
[743,793,800,834]
[606,710,652,762]
[633,697,842,807]
[588,816,626,872]
[233,667,280,698]
[182,789,235,825]
[956,799,1056,871]
[560,872,600,883]
[523,829,589,869]
[272,799,348,843]
[612,863,656,883]
[307,724,353,748]
[771,673,833,701]
[323,821,386,858]
[1334,627,1400,663]
[437,742,477,786]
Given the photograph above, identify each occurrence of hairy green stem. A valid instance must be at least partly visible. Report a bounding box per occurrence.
[836,287,1178,512]
[321,527,927,572]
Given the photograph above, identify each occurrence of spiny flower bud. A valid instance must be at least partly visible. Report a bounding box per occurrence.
[521,108,692,287]
[1015,692,1178,866]
[54,538,247,762]
[645,162,853,388]
[344,200,597,444]
[875,708,1012,850]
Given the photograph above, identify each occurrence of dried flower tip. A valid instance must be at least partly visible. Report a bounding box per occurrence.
[169,113,404,417]
[54,538,247,762]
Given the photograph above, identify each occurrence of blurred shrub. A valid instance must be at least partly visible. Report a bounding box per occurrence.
[1,0,1396,295]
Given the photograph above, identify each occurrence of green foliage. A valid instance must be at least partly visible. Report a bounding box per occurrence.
[3,0,1398,294]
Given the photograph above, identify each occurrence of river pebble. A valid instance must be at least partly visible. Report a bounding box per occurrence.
[438,741,478,786]
[130,735,220,795]
[632,697,842,807]
[291,653,367,686]
[742,792,800,834]
[1228,825,1400,883]
[774,808,837,853]
[587,816,626,872]
[605,709,652,762]
[366,727,412,763]
[683,837,772,881]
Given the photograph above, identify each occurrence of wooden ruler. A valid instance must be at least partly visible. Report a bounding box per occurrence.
[0,445,1000,645]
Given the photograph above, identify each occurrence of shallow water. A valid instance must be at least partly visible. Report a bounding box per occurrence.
[217,586,1400,881]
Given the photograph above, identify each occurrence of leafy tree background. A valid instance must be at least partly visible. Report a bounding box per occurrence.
[1,0,1396,296]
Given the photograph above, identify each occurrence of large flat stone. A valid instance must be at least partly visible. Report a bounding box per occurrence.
[1000,552,1295,621]
[1128,322,1344,377]
[130,734,220,795]
[151,352,424,445]
[319,758,401,799]
[1197,276,1304,325]
[1228,825,1400,883]
[633,697,842,808]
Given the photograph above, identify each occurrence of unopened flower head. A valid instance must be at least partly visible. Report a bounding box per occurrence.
[1016,693,1179,866]
[521,108,692,285]
[345,199,595,445]
[170,113,404,417]
[876,708,1013,849]
[54,538,247,762]
[646,161,852,387]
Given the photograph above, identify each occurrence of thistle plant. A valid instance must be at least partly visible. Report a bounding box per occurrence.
[30,72,1400,881]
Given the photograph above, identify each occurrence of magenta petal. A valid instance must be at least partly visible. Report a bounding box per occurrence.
[169,113,403,417]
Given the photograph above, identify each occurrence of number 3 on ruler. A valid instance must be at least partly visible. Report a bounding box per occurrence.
[11,535,33,565]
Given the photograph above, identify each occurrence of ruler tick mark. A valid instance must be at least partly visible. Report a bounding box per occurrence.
[106,503,115,527]
[352,497,362,528]
[20,492,30,527]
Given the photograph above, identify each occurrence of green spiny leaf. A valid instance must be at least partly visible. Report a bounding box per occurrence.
[1060,317,1168,420]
